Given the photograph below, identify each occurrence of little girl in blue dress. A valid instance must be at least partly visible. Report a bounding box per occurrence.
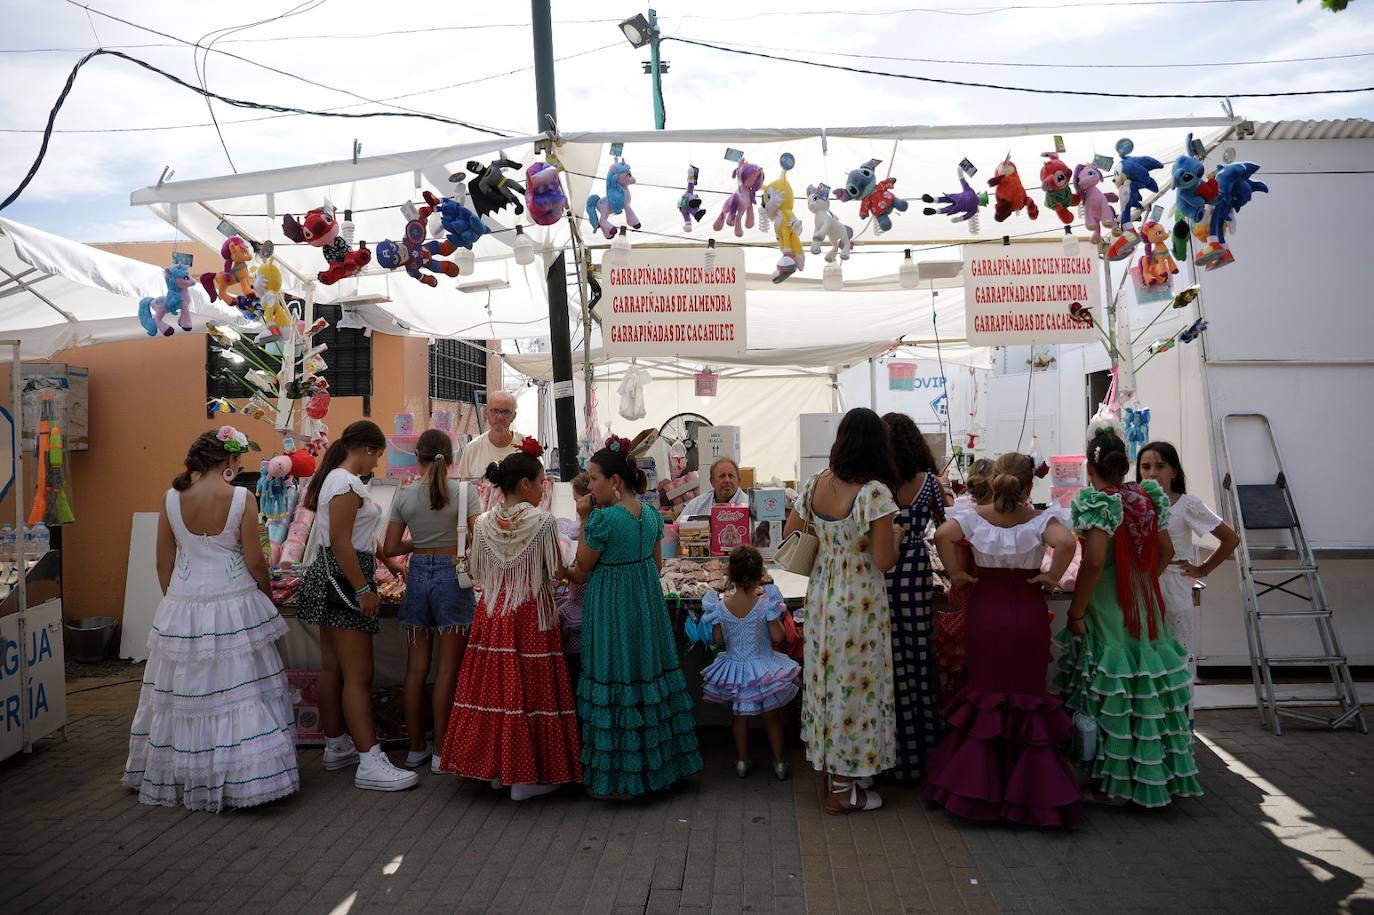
[701,546,801,780]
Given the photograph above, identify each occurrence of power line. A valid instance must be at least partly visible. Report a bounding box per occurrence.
[667,0,1278,20]
[666,36,1374,99]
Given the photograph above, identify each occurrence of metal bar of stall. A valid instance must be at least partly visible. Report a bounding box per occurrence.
[6,341,30,751]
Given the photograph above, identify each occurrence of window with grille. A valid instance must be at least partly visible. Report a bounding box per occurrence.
[429,339,487,403]
[206,302,373,404]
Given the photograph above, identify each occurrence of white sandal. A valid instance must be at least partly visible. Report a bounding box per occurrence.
[826,775,882,815]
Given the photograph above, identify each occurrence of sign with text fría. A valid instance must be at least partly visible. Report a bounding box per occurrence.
[962,248,1100,345]
[604,247,746,357]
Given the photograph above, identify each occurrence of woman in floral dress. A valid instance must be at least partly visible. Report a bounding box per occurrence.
[784,408,902,814]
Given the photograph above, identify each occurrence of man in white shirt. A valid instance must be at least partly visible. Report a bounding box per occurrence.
[457,390,526,478]
[680,458,749,518]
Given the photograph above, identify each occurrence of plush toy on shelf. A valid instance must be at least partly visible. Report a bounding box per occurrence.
[922,174,988,229]
[1107,149,1163,261]
[678,166,707,231]
[424,190,488,250]
[1039,153,1078,225]
[806,184,853,263]
[1195,161,1268,270]
[138,262,196,337]
[834,158,908,234]
[376,196,461,287]
[525,161,568,226]
[760,153,805,283]
[986,157,1039,223]
[199,235,258,314]
[281,207,372,285]
[464,158,526,217]
[1170,133,1219,261]
[1073,163,1119,244]
[713,157,765,237]
[586,159,642,239]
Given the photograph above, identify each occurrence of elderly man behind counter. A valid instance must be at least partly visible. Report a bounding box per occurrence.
[456,391,527,478]
[680,458,750,518]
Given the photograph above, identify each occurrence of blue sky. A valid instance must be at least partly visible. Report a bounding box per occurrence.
[1,0,1371,242]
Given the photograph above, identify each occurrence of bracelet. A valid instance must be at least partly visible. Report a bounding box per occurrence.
[1068,611,1085,621]
[354,584,373,597]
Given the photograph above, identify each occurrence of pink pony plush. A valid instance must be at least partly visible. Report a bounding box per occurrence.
[1074,163,1120,245]
[713,158,765,237]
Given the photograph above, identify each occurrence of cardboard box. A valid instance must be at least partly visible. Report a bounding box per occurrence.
[739,466,756,489]
[710,504,750,556]
[751,519,785,559]
[678,520,711,559]
[662,471,700,503]
[286,669,324,746]
[698,426,741,466]
[751,488,787,522]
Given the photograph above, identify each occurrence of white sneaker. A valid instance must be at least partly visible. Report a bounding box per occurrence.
[404,741,434,769]
[322,734,359,771]
[355,745,419,792]
[430,755,444,775]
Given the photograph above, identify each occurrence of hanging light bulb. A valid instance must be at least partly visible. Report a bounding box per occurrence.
[823,262,843,292]
[1062,225,1079,255]
[898,249,920,289]
[452,246,475,275]
[512,225,536,266]
[703,238,717,271]
[603,232,631,269]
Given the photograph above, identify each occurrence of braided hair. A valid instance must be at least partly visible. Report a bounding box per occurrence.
[172,431,235,491]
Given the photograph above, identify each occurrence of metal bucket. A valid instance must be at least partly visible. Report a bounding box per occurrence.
[64,617,119,664]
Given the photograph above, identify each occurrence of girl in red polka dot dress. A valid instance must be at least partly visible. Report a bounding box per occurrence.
[438,445,582,800]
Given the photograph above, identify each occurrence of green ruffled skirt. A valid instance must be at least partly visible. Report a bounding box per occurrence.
[1053,567,1203,807]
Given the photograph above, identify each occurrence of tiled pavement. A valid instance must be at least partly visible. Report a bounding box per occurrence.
[2,681,1372,914]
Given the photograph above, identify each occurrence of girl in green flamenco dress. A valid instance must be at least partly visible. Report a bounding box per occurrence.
[1055,428,1203,807]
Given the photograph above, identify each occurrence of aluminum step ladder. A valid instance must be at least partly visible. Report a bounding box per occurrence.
[1219,413,1366,736]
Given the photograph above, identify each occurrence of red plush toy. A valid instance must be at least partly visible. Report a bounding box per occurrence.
[288,449,317,479]
[988,158,1039,222]
[281,207,371,285]
[1039,153,1078,225]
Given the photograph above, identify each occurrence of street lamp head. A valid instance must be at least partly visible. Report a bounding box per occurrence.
[619,13,654,48]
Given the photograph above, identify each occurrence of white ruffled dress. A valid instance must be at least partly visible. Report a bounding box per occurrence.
[122,487,299,812]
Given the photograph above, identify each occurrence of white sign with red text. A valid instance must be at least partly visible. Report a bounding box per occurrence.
[962,248,1100,345]
[604,247,747,357]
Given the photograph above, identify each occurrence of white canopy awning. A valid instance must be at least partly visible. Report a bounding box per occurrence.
[0,217,240,360]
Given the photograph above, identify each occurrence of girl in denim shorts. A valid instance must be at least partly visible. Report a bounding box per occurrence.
[383,430,479,774]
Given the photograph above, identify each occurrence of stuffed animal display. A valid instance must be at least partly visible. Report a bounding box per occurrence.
[1107,152,1163,261]
[281,207,372,285]
[678,166,706,231]
[525,161,568,226]
[138,263,196,337]
[988,158,1039,222]
[1196,161,1267,270]
[834,159,908,234]
[922,175,988,225]
[1074,163,1119,244]
[424,190,488,250]
[587,159,642,239]
[200,235,257,313]
[464,158,525,217]
[1136,219,1177,287]
[376,196,461,287]
[761,154,805,283]
[1170,134,1218,260]
[714,158,765,237]
[806,184,853,263]
[1039,154,1078,225]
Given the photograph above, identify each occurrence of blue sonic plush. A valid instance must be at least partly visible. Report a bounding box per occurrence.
[1195,161,1268,270]
[1107,153,1163,261]
[424,190,488,250]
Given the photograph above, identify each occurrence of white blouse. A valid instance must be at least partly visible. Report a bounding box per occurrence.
[313,469,381,553]
[1165,493,1224,565]
[951,504,1070,569]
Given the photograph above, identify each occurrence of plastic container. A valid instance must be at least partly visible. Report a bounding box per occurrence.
[1050,454,1086,487]
[385,433,421,479]
[0,524,13,562]
[65,617,119,664]
[26,523,50,558]
[662,523,679,559]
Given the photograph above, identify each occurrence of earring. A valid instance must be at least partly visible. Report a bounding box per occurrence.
[613,485,622,502]
[223,468,236,482]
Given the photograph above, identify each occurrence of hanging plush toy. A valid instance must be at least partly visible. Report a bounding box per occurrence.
[252,252,292,342]
[1123,407,1151,461]
[1039,153,1078,225]
[921,174,988,225]
[524,161,568,226]
[1136,219,1177,287]
[678,166,706,231]
[1170,133,1219,261]
[806,184,853,263]
[423,190,488,250]
[834,159,908,234]
[1073,163,1119,244]
[464,158,525,217]
[586,159,642,239]
[713,157,765,237]
[199,235,258,313]
[138,263,195,337]
[282,207,372,285]
[760,154,805,283]
[1179,318,1207,344]
[1107,150,1163,261]
[376,196,460,287]
[987,157,1039,222]
[1195,161,1268,270]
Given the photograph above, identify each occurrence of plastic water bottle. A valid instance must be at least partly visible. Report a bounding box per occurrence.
[0,524,13,562]
[27,523,50,558]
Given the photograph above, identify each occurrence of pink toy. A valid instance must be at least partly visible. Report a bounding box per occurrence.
[525,161,568,226]
[1073,163,1120,245]
[279,508,315,566]
[713,158,765,237]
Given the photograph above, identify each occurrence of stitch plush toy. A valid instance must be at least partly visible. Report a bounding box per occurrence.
[833,159,908,234]
[714,158,765,237]
[1195,161,1268,270]
[281,207,372,285]
[376,196,461,287]
[1170,133,1219,261]
[424,190,488,250]
[200,235,257,310]
[760,154,805,283]
[806,184,853,263]
[525,161,568,226]
[464,158,526,217]
[1039,153,1078,224]
[922,174,988,224]
[1107,153,1163,260]
[678,166,707,231]
[138,263,195,337]
[988,158,1039,222]
[586,159,642,239]
[1073,163,1119,244]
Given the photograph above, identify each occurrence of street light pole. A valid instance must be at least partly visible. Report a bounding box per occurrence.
[648,8,665,130]
[531,0,580,482]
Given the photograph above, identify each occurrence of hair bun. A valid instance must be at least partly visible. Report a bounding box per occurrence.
[483,462,502,485]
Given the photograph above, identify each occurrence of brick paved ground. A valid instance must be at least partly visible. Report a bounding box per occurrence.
[2,681,1371,914]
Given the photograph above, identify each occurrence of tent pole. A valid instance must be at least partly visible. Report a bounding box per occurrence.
[869,358,878,410]
[0,263,79,324]
[532,0,579,481]
[8,341,29,751]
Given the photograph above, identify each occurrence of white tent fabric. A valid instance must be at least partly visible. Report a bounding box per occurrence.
[0,217,239,360]
[131,118,1233,352]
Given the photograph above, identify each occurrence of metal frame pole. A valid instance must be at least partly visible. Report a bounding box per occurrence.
[9,343,29,751]
[649,8,666,130]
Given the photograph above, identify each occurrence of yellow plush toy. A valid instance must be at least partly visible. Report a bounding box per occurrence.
[761,153,805,283]
[252,253,292,342]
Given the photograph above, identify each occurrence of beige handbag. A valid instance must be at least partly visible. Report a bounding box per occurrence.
[774,518,819,576]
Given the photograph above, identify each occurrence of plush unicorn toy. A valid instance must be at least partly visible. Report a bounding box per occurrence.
[714,158,765,237]
[833,159,908,234]
[806,184,853,263]
[761,154,805,283]
[138,263,195,337]
[678,166,706,231]
[586,159,641,239]
[1074,163,1119,244]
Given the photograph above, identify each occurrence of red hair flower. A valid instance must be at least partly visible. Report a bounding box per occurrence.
[604,434,632,453]
[517,437,546,458]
